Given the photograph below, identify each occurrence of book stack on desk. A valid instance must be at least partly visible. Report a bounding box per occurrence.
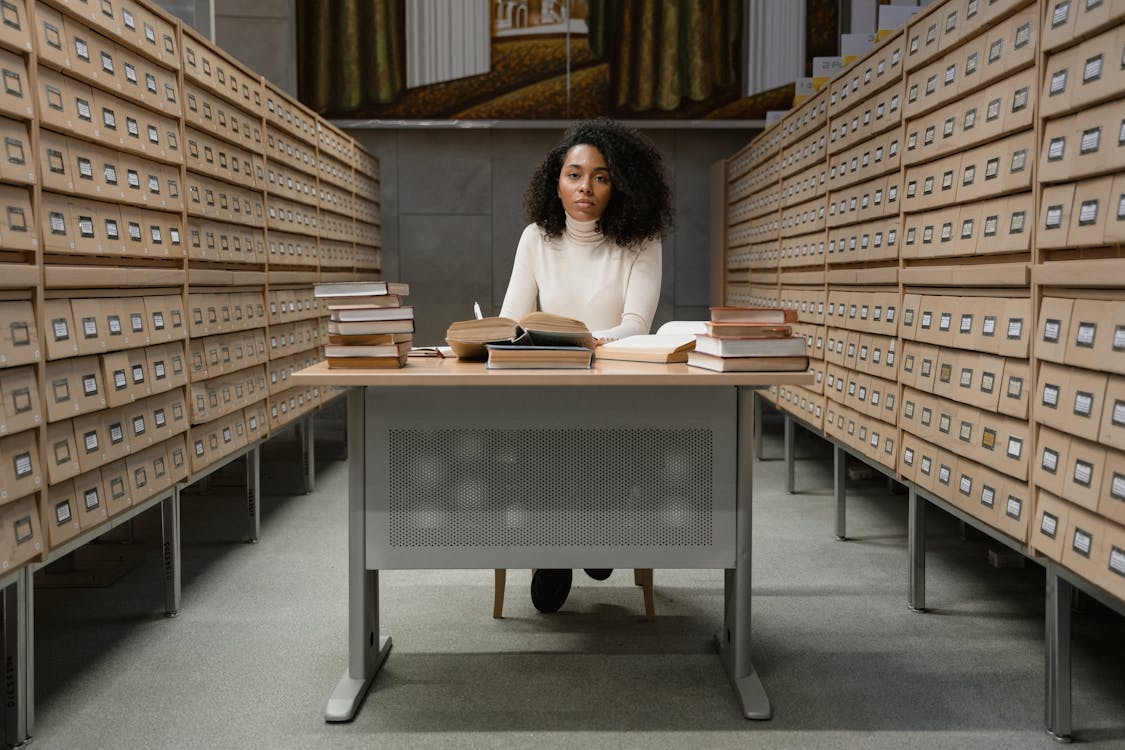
[686,307,809,372]
[447,312,596,368]
[315,281,413,368]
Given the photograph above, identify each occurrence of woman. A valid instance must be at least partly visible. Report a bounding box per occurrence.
[499,118,674,612]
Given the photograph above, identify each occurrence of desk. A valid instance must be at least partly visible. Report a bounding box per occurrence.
[293,359,812,723]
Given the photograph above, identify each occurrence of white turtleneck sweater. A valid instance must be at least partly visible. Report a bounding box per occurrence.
[498,215,662,342]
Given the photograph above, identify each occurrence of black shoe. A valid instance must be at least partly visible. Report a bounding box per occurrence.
[530,569,572,613]
[584,568,613,581]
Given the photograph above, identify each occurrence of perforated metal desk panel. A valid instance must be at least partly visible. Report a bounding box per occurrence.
[293,359,813,723]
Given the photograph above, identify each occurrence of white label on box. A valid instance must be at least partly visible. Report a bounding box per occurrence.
[1050,71,1067,95]
[1074,460,1093,486]
[920,456,931,474]
[981,486,995,508]
[1008,319,1023,339]
[1113,473,1125,499]
[1083,55,1102,82]
[939,466,951,484]
[1011,150,1027,172]
[133,416,145,435]
[964,109,976,130]
[921,312,932,329]
[56,502,71,524]
[100,52,113,73]
[129,313,143,332]
[1015,23,1031,48]
[195,440,204,457]
[960,476,972,494]
[1013,88,1028,111]
[1043,448,1060,472]
[13,451,31,477]
[1008,377,1024,400]
[1111,548,1125,577]
[84,488,99,510]
[961,219,974,238]
[126,119,139,137]
[1111,400,1125,426]
[84,432,98,452]
[74,38,89,59]
[944,65,955,85]
[1080,128,1100,154]
[984,216,997,236]
[1072,529,1092,556]
[1044,320,1060,342]
[940,312,951,331]
[960,422,972,441]
[146,74,157,94]
[1045,206,1063,228]
[1048,138,1066,161]
[960,369,972,388]
[1079,200,1099,225]
[155,409,166,428]
[83,319,97,337]
[127,171,140,189]
[131,364,145,383]
[1076,323,1095,346]
[108,316,121,334]
[1007,436,1023,459]
[1006,496,1022,520]
[989,40,1002,62]
[1052,1,1070,26]
[1113,326,1125,350]
[50,213,65,233]
[1074,392,1093,416]
[125,63,137,83]
[1043,384,1059,407]
[83,375,97,395]
[110,424,123,443]
[53,319,69,340]
[1042,512,1058,538]
[960,314,973,333]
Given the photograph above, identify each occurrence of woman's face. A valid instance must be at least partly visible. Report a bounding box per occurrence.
[557,144,612,222]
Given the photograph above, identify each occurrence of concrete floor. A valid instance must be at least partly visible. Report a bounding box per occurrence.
[27,410,1125,749]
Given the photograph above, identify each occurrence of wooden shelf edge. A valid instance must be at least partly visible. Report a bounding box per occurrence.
[827,266,899,285]
[901,262,1028,287]
[1034,259,1125,288]
[46,266,185,288]
[0,265,41,289]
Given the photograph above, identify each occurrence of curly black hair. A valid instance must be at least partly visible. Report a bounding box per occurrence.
[524,118,673,249]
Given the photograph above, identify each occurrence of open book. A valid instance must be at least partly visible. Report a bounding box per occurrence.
[596,334,696,363]
[446,312,595,360]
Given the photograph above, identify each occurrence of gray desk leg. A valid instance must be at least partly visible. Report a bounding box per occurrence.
[716,387,771,720]
[753,392,764,461]
[783,413,795,494]
[2,570,29,747]
[908,486,926,612]
[302,416,316,494]
[834,445,847,541]
[23,566,33,738]
[163,487,181,617]
[247,445,260,544]
[1045,566,1072,742]
[326,388,392,723]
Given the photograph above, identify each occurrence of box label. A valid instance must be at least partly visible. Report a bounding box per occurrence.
[1073,460,1093,487]
[1071,528,1092,557]
[1005,496,1022,520]
[1074,391,1093,416]
[1041,511,1058,538]
[1042,384,1059,407]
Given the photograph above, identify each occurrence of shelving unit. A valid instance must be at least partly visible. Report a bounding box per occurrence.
[0,0,382,745]
[718,0,1123,739]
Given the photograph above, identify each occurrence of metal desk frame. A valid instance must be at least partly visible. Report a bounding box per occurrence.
[298,360,812,724]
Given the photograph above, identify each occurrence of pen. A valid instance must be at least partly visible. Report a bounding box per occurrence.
[473,301,483,320]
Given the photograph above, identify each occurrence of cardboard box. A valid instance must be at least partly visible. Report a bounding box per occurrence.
[0,365,39,437]
[123,398,152,449]
[0,493,41,568]
[1061,503,1104,584]
[994,477,1030,544]
[0,48,32,120]
[1066,299,1124,375]
[1098,452,1125,527]
[1031,489,1070,562]
[1035,427,1071,499]
[1067,175,1113,248]
[72,410,109,473]
[1099,376,1125,452]
[46,480,82,548]
[100,458,131,517]
[69,467,107,531]
[1037,297,1073,364]
[0,300,37,367]
[1107,174,1125,245]
[1067,25,1120,112]
[45,418,79,485]
[1064,434,1107,513]
[100,408,132,464]
[1093,517,1125,601]
[998,357,1029,420]
[101,350,138,408]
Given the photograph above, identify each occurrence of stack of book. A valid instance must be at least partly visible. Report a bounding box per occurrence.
[686,307,809,372]
[314,281,413,368]
[446,312,595,369]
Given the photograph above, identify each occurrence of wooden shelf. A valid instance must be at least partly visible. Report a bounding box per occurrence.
[45,266,185,288]
[1034,259,1125,288]
[827,267,899,285]
[900,263,1028,288]
[0,264,40,289]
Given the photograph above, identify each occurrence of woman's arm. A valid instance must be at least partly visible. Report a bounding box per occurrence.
[591,238,662,342]
[498,225,540,321]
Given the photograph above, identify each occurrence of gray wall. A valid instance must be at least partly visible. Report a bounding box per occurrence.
[352,128,755,345]
[203,2,757,345]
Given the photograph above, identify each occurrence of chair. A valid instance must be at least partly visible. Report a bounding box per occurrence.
[492,568,655,621]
